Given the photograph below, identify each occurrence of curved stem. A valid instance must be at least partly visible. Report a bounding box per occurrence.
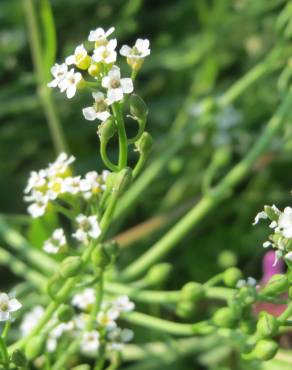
[112,103,128,169]
[127,118,146,145]
[133,153,147,178]
[100,140,120,172]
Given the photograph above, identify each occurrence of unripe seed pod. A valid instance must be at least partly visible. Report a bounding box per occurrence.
[98,118,116,141]
[76,55,91,70]
[223,267,243,287]
[239,286,257,306]
[213,307,238,328]
[252,339,278,361]
[25,336,45,359]
[261,274,288,296]
[256,312,279,338]
[114,168,132,194]
[145,263,172,285]
[180,282,205,302]
[88,63,101,77]
[176,301,195,319]
[240,319,256,335]
[11,349,27,367]
[129,94,148,120]
[57,304,75,323]
[92,245,111,269]
[135,132,153,155]
[60,256,83,278]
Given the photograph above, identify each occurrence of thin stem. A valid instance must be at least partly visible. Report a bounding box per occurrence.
[127,118,146,145]
[122,92,292,280]
[204,273,223,288]
[279,302,292,323]
[112,103,128,169]
[100,140,120,172]
[133,153,147,178]
[0,338,9,367]
[1,321,10,340]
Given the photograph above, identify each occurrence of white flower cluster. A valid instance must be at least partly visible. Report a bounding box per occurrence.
[253,204,292,265]
[47,26,150,125]
[24,152,110,218]
[0,292,21,322]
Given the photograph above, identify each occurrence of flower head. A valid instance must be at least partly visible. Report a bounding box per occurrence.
[20,306,44,336]
[81,331,100,353]
[120,38,150,70]
[26,191,49,218]
[43,228,67,254]
[108,328,134,351]
[97,309,119,330]
[92,39,117,64]
[72,214,101,242]
[0,293,21,321]
[47,152,75,178]
[278,207,292,239]
[65,44,91,70]
[112,295,135,313]
[48,63,68,88]
[88,27,115,46]
[24,170,47,194]
[59,69,83,99]
[72,288,96,311]
[102,65,133,103]
[82,92,111,122]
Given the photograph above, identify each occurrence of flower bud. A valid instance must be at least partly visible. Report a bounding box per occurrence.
[223,267,243,287]
[264,205,279,221]
[92,245,111,269]
[261,274,288,296]
[135,132,153,155]
[60,256,83,278]
[145,263,172,285]
[88,63,101,77]
[114,168,132,194]
[104,240,120,258]
[213,307,237,328]
[252,339,278,361]
[176,301,195,319]
[129,94,148,120]
[238,286,257,306]
[240,319,256,334]
[57,304,75,323]
[11,350,27,367]
[98,118,116,141]
[256,312,279,338]
[180,282,205,302]
[47,274,65,300]
[76,54,91,70]
[213,147,231,167]
[25,336,45,359]
[127,57,144,71]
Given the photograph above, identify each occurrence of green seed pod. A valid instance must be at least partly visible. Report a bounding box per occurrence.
[25,336,45,360]
[218,250,237,269]
[176,301,195,319]
[252,339,278,361]
[60,256,83,278]
[129,94,148,120]
[180,282,205,302]
[261,274,288,296]
[135,132,153,155]
[47,273,65,300]
[145,263,172,285]
[213,307,238,328]
[114,168,132,194]
[240,319,256,335]
[98,118,116,141]
[239,286,257,306]
[88,63,101,77]
[264,205,280,221]
[57,304,75,323]
[104,240,120,258]
[92,245,111,269]
[11,349,27,367]
[223,267,243,287]
[256,312,279,338]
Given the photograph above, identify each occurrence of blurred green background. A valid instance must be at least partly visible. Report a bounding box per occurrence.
[1,0,292,368]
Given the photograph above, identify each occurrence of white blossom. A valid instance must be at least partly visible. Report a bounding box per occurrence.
[72,288,96,311]
[47,152,75,178]
[0,293,21,321]
[236,277,257,289]
[20,306,44,336]
[24,170,47,194]
[59,69,82,99]
[63,176,81,195]
[43,228,66,254]
[285,251,292,261]
[80,171,103,199]
[72,214,101,242]
[48,63,68,88]
[278,207,292,239]
[92,39,117,64]
[81,331,100,353]
[47,321,75,353]
[27,191,49,218]
[108,328,134,351]
[120,38,150,60]
[66,44,88,66]
[88,27,115,45]
[82,92,111,122]
[252,211,267,225]
[112,295,135,313]
[263,241,272,248]
[97,309,119,330]
[102,66,133,103]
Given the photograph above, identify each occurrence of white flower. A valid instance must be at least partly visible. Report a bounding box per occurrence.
[47,152,75,178]
[88,27,115,45]
[82,92,111,122]
[0,293,21,321]
[59,69,82,99]
[66,44,88,66]
[27,191,49,218]
[43,228,66,254]
[81,331,100,353]
[108,328,134,351]
[72,288,96,311]
[80,171,104,199]
[120,38,150,59]
[285,251,292,261]
[278,207,292,239]
[48,63,68,88]
[97,309,119,330]
[47,177,66,199]
[74,313,89,329]
[72,214,101,242]
[112,295,135,313]
[92,39,117,64]
[236,277,257,289]
[252,211,267,225]
[263,241,272,248]
[63,176,81,195]
[47,321,74,352]
[102,66,133,103]
[24,170,47,194]
[20,306,44,336]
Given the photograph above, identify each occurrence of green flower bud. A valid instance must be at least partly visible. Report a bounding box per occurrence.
[60,256,83,278]
[98,118,116,141]
[176,301,195,319]
[92,245,111,269]
[240,319,256,334]
[218,250,237,269]
[213,147,231,167]
[252,339,278,361]
[264,205,279,221]
[114,168,132,194]
[223,267,243,287]
[11,349,27,367]
[256,312,279,338]
[47,274,65,300]
[88,63,101,77]
[57,304,75,323]
[145,263,172,285]
[104,240,119,258]
[25,336,45,360]
[180,282,205,302]
[213,307,238,328]
[135,132,153,155]
[261,274,288,296]
[129,94,148,120]
[239,286,257,306]
[76,55,91,70]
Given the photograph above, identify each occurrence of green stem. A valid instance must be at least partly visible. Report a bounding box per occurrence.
[112,103,128,169]
[133,153,147,178]
[122,92,292,280]
[279,302,292,323]
[23,0,68,153]
[204,273,223,288]
[127,118,146,145]
[100,140,120,172]
[0,338,9,367]
[1,321,10,340]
